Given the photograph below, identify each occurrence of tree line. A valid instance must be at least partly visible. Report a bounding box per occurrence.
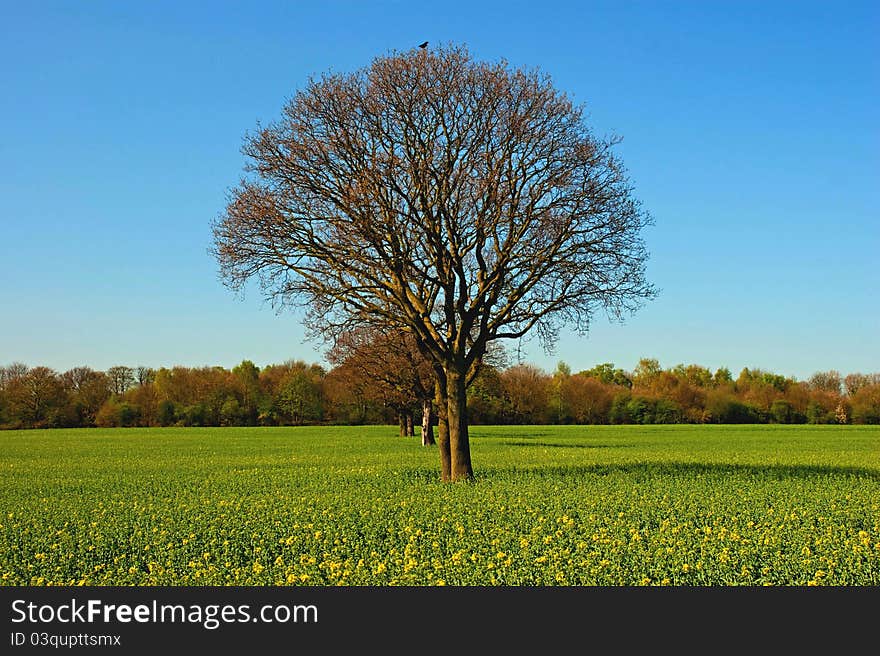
[2,356,878,430]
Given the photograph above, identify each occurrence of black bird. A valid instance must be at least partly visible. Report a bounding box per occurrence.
[418,41,428,49]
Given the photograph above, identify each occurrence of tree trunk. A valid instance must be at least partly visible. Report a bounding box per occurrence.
[434,380,451,481]
[398,412,406,437]
[405,411,415,437]
[445,365,473,481]
[421,398,435,446]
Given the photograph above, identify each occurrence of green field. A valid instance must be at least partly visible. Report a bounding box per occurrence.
[2,425,878,586]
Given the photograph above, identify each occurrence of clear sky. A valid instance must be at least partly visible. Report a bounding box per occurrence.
[1,0,877,381]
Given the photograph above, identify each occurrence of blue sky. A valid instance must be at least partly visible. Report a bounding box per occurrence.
[1,0,877,381]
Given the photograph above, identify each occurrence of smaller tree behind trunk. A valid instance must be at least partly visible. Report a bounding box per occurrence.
[421,398,435,446]
[327,326,436,444]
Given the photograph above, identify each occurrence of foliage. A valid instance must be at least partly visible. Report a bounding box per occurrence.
[2,360,879,429]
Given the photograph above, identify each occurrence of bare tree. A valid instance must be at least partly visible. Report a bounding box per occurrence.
[808,370,842,395]
[843,372,880,397]
[0,362,29,390]
[136,366,156,387]
[106,365,135,396]
[213,44,655,480]
[327,326,437,445]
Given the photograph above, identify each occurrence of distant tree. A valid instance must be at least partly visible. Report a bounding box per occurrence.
[735,368,795,413]
[136,366,156,387]
[322,363,376,425]
[704,391,761,424]
[653,398,683,424]
[126,383,160,426]
[843,373,880,397]
[156,400,176,426]
[0,364,29,426]
[770,399,804,424]
[548,362,573,424]
[578,363,632,388]
[232,360,262,424]
[6,367,66,427]
[327,327,436,444]
[671,364,714,388]
[273,362,324,425]
[220,397,246,426]
[60,366,110,426]
[850,384,880,424]
[808,370,842,395]
[632,358,661,388]
[500,364,549,424]
[805,401,834,424]
[106,366,135,396]
[212,44,655,480]
[644,371,704,423]
[626,395,657,424]
[713,367,733,388]
[608,391,632,424]
[467,365,506,424]
[566,374,615,424]
[95,397,141,428]
[834,400,850,425]
[0,362,29,389]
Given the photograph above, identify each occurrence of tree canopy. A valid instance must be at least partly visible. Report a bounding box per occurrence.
[212,44,656,480]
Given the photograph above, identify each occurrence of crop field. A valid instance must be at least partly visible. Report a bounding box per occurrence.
[1,425,878,586]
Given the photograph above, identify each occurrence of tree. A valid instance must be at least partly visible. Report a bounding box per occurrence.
[632,358,661,388]
[136,366,156,387]
[327,327,437,445]
[106,366,135,396]
[844,373,880,397]
[212,44,655,480]
[60,366,110,427]
[273,362,324,425]
[500,364,550,424]
[231,360,262,425]
[323,362,376,425]
[671,363,714,389]
[564,373,616,424]
[713,367,733,388]
[548,361,573,424]
[808,370,842,395]
[467,364,505,424]
[850,384,880,424]
[7,367,66,427]
[578,362,632,388]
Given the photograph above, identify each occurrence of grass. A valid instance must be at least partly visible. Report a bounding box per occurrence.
[1,424,878,585]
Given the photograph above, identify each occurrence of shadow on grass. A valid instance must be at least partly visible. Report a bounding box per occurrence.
[472,461,880,483]
[499,441,635,449]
